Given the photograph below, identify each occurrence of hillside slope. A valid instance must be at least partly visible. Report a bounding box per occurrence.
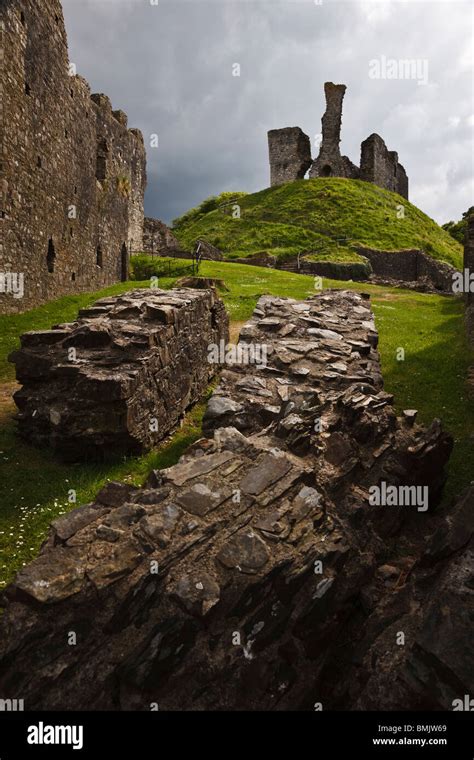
[172,179,462,268]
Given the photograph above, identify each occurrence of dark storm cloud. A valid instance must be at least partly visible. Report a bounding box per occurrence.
[62,0,473,225]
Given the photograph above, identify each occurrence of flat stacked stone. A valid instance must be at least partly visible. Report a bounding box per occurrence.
[0,290,467,713]
[9,288,229,460]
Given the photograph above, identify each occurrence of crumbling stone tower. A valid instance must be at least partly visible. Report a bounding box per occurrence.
[360,134,408,198]
[268,82,409,200]
[0,0,147,314]
[267,127,312,186]
[309,82,359,180]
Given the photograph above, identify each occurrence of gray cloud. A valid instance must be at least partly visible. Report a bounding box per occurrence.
[62,0,473,225]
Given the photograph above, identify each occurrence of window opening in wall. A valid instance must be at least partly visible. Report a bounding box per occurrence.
[96,245,103,268]
[321,164,332,177]
[71,272,76,281]
[25,82,31,96]
[120,243,128,282]
[37,156,42,168]
[46,238,56,273]
[96,139,109,182]
[20,11,26,26]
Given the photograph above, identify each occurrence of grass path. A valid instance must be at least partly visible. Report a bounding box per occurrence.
[0,261,472,588]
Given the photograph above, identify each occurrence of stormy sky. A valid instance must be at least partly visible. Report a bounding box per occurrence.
[61,0,473,226]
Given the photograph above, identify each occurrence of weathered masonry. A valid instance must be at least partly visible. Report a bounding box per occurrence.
[9,288,229,461]
[0,290,468,712]
[0,0,147,314]
[465,213,474,344]
[269,82,409,199]
[267,127,312,186]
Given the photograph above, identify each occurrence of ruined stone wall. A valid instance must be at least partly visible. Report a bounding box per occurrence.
[9,288,229,461]
[270,83,408,198]
[356,246,457,291]
[359,134,408,199]
[143,218,180,255]
[309,82,355,179]
[0,0,147,314]
[465,213,474,344]
[0,290,464,712]
[267,127,312,186]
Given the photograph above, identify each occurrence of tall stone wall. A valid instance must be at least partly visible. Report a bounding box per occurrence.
[309,82,358,180]
[0,290,464,712]
[267,127,312,186]
[359,134,408,199]
[9,288,229,461]
[0,0,147,314]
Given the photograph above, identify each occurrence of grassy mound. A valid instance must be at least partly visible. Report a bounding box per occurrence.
[172,179,462,268]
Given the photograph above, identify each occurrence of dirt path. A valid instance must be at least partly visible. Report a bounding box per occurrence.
[229,321,246,344]
[0,383,17,425]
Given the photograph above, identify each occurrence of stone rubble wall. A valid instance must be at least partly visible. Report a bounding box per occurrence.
[0,0,147,314]
[143,218,180,256]
[0,290,468,712]
[356,246,458,292]
[9,288,229,461]
[359,134,408,200]
[465,214,474,345]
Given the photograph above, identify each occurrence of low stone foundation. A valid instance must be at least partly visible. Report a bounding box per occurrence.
[356,246,458,292]
[0,290,466,712]
[9,288,229,461]
[278,258,372,281]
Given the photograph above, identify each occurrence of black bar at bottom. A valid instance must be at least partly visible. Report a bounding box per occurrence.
[0,711,472,758]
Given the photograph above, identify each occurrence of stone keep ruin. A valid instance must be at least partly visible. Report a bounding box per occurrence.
[268,82,409,199]
[9,288,229,461]
[1,288,472,711]
[0,0,147,314]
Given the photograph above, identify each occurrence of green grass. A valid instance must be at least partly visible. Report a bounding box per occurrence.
[172,180,463,268]
[0,260,472,589]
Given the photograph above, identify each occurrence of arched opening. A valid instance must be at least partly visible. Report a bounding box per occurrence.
[96,245,103,268]
[120,243,128,282]
[321,164,332,177]
[46,238,56,273]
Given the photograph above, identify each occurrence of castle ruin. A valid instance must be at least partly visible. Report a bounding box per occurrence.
[268,82,409,199]
[1,290,469,711]
[0,0,147,314]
